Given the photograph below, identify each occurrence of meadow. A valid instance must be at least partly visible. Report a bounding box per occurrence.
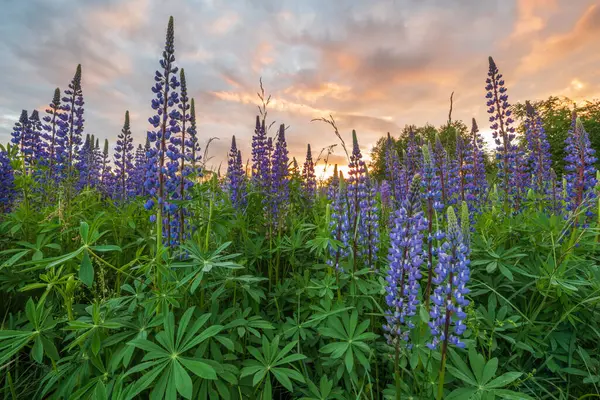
[1,16,600,400]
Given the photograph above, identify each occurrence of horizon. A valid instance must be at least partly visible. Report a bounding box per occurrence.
[1,0,598,173]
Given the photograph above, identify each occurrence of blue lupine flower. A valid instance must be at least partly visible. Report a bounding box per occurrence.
[302,144,316,202]
[383,175,427,348]
[269,124,290,229]
[227,135,246,209]
[0,149,15,213]
[114,111,135,201]
[433,134,451,204]
[469,118,488,210]
[428,206,471,350]
[144,16,182,246]
[327,165,349,272]
[251,116,269,193]
[524,101,552,195]
[60,64,85,180]
[41,88,65,182]
[564,112,597,219]
[187,98,202,177]
[486,56,516,203]
[347,130,368,269]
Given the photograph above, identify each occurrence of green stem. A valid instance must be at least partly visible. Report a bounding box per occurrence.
[437,352,447,400]
[395,343,401,400]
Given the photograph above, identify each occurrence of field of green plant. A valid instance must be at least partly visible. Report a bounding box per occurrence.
[1,16,600,400]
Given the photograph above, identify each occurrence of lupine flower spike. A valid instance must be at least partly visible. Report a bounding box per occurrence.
[302,144,316,202]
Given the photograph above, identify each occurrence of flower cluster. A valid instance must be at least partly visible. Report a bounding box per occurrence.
[384,133,404,208]
[486,56,516,202]
[469,118,488,210]
[302,144,316,202]
[347,130,369,267]
[383,175,427,347]
[0,149,15,212]
[564,113,597,218]
[269,124,290,229]
[428,206,471,350]
[327,165,350,272]
[524,101,552,195]
[251,116,270,194]
[59,64,85,181]
[227,135,246,209]
[433,135,451,204]
[114,111,135,201]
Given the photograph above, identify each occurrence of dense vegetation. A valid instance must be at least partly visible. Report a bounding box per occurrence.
[1,16,600,400]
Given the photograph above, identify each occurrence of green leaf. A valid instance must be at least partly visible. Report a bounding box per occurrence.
[447,365,478,386]
[80,250,94,287]
[173,360,193,399]
[486,372,522,389]
[91,245,122,252]
[446,387,478,400]
[469,348,486,383]
[95,380,107,400]
[32,335,43,363]
[481,358,498,385]
[491,389,534,399]
[180,357,217,380]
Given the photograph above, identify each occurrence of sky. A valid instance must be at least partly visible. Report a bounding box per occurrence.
[0,0,599,176]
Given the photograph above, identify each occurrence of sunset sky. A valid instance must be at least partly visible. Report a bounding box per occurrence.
[0,0,599,175]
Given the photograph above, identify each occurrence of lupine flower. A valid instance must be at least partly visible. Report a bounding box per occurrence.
[564,113,598,219]
[451,134,474,206]
[144,16,181,246]
[251,116,269,192]
[60,64,85,179]
[421,144,445,305]
[227,135,246,209]
[359,175,380,269]
[486,56,516,203]
[384,133,404,207]
[0,149,15,213]
[26,110,44,172]
[549,168,562,215]
[327,165,349,272]
[269,124,290,229]
[41,88,65,182]
[169,68,195,245]
[469,118,488,210]
[380,180,391,209]
[383,175,427,347]
[302,144,316,202]
[291,157,300,179]
[524,101,552,195]
[114,111,135,201]
[433,134,451,204]
[187,98,202,177]
[347,130,368,269]
[511,143,529,212]
[428,206,471,351]
[131,143,148,196]
[11,110,29,172]
[76,134,101,190]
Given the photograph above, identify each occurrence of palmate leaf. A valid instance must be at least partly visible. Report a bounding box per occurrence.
[126,307,222,399]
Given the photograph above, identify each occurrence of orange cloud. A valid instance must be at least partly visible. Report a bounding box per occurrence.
[511,0,558,38]
[518,4,600,73]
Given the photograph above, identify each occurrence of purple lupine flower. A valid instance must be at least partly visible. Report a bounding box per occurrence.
[524,101,552,195]
[404,129,421,184]
[11,110,29,173]
[302,144,316,202]
[385,133,404,207]
[114,111,135,201]
[0,149,15,213]
[60,64,85,179]
[433,134,451,204]
[469,118,488,210]
[451,135,474,207]
[100,139,112,191]
[486,56,516,203]
[564,112,597,219]
[227,135,246,209]
[347,130,368,270]
[269,124,290,229]
[328,165,349,272]
[549,168,562,215]
[421,144,445,306]
[359,175,380,269]
[380,180,391,209]
[27,110,45,172]
[168,68,195,245]
[187,98,202,177]
[383,175,427,347]
[428,206,471,351]
[75,134,101,190]
[131,143,148,196]
[251,116,269,191]
[144,16,181,246]
[291,157,300,179]
[41,88,64,182]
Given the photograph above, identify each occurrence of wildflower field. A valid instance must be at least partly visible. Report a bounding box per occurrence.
[2,16,600,400]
